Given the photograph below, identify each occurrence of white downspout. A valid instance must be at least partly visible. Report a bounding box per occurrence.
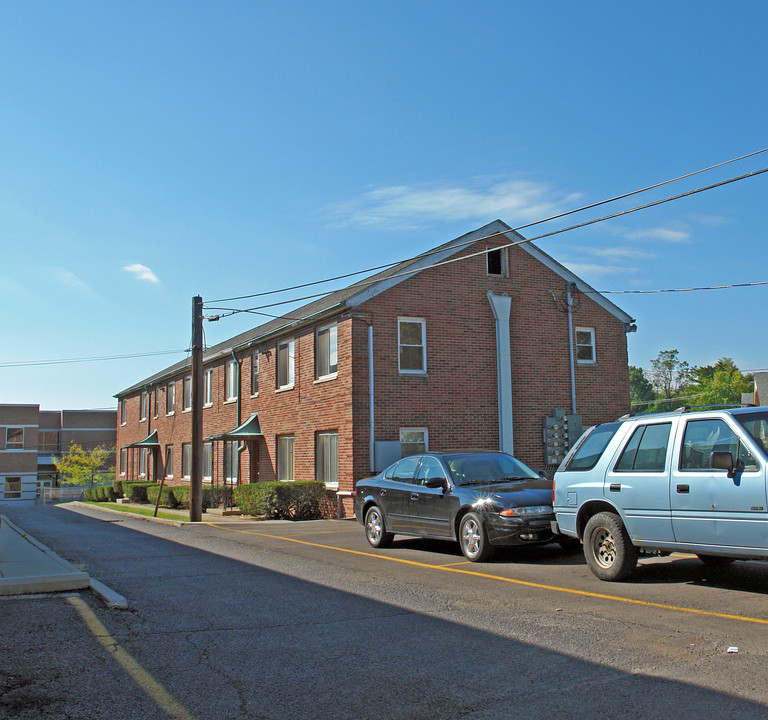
[369,324,375,473]
[567,283,577,415]
[487,292,514,455]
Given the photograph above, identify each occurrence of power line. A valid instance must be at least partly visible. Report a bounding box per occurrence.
[0,349,188,369]
[206,147,768,306]
[598,280,768,295]
[207,164,768,318]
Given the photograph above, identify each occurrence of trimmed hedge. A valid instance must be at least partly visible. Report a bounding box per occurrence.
[84,485,117,502]
[146,484,177,508]
[234,481,327,520]
[124,482,157,503]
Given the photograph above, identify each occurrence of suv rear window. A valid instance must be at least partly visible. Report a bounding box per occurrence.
[564,422,621,471]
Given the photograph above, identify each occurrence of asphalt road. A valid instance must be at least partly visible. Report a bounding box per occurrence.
[3,502,768,720]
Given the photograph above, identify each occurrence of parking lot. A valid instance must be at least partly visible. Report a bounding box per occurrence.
[3,503,768,719]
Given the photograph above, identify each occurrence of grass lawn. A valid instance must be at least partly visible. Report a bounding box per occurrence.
[82,501,189,522]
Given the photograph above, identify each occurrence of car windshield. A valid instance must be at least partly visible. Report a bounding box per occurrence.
[733,411,768,458]
[444,453,539,486]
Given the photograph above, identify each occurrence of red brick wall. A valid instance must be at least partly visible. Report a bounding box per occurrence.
[116,234,631,510]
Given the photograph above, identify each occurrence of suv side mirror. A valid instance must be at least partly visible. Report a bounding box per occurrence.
[710,451,744,478]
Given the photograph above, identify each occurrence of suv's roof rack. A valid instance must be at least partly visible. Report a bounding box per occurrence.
[618,406,689,421]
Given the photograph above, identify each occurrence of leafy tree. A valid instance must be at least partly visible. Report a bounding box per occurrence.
[649,349,691,399]
[629,365,655,405]
[688,358,753,407]
[53,443,114,486]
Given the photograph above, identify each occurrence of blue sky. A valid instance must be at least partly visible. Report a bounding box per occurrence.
[2,1,767,410]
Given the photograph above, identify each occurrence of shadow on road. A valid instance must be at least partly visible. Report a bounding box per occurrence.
[3,503,767,720]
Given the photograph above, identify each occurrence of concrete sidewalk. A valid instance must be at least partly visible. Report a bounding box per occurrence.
[0,515,90,596]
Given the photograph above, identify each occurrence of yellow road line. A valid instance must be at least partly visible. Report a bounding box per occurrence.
[67,596,196,720]
[217,525,768,626]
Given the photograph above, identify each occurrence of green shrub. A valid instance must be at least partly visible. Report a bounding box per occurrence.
[84,487,96,501]
[113,479,124,497]
[146,484,177,508]
[124,482,156,503]
[104,485,117,502]
[234,481,326,520]
[169,485,215,510]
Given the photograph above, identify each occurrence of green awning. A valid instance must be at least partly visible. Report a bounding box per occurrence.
[207,413,263,441]
[126,429,160,448]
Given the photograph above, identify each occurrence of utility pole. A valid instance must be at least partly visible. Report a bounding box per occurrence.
[190,295,203,522]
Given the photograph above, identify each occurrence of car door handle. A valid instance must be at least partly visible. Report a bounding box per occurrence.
[676,484,690,494]
[609,484,621,492]
[380,489,387,496]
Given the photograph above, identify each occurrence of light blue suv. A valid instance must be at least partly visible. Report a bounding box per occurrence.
[552,406,768,581]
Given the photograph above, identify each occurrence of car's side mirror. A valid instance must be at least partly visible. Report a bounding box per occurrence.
[424,476,448,490]
[710,451,743,478]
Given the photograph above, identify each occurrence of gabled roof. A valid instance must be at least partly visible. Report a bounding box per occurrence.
[116,220,635,397]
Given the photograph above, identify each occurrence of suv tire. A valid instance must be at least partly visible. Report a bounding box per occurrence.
[583,511,638,581]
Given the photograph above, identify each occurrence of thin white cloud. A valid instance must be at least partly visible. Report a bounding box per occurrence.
[124,264,160,283]
[581,246,655,260]
[328,179,581,230]
[561,262,639,278]
[687,212,730,227]
[624,227,690,243]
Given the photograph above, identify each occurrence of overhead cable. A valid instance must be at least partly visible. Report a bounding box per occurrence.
[206,147,768,305]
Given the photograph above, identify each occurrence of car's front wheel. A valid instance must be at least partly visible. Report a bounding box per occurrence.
[459,512,494,562]
[583,511,637,581]
[365,505,393,548]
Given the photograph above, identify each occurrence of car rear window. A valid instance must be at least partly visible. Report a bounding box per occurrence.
[564,422,621,471]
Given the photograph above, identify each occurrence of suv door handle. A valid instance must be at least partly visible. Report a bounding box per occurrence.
[676,484,690,494]
[380,489,387,496]
[410,493,420,500]
[609,484,621,492]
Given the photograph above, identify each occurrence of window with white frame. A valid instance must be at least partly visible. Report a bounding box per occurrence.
[277,435,295,481]
[224,441,238,482]
[4,477,21,499]
[398,318,426,374]
[203,442,213,481]
[6,427,24,449]
[139,447,149,477]
[277,339,295,389]
[225,360,239,401]
[487,247,507,276]
[120,399,127,425]
[317,431,338,486]
[119,448,126,476]
[575,327,596,364]
[183,375,192,411]
[204,369,213,406]
[166,382,176,415]
[165,445,174,479]
[140,391,148,421]
[400,428,428,457]
[316,324,338,379]
[251,351,259,395]
[182,443,191,480]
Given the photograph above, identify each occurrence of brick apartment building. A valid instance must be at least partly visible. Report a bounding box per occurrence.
[0,404,116,502]
[115,220,635,512]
